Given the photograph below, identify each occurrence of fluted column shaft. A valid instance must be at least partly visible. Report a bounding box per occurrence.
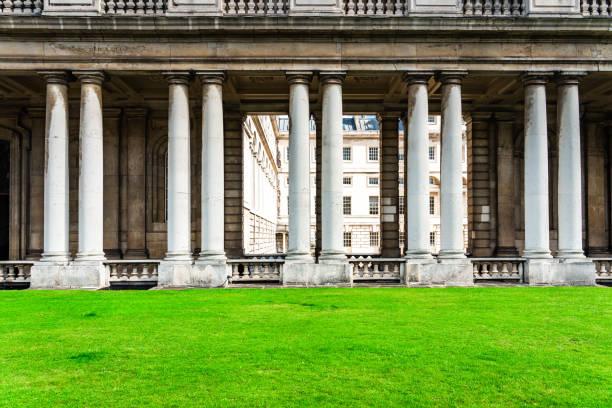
[198,72,226,261]
[557,73,586,258]
[286,72,313,262]
[320,72,346,263]
[75,71,106,261]
[403,72,433,258]
[522,73,552,258]
[40,71,70,262]
[439,72,466,258]
[164,72,192,261]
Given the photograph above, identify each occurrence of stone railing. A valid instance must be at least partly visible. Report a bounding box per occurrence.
[471,258,524,281]
[103,0,166,14]
[0,261,34,286]
[228,255,283,282]
[461,0,525,15]
[106,260,160,282]
[349,256,403,281]
[223,0,287,14]
[581,0,611,16]
[0,0,42,14]
[593,258,612,281]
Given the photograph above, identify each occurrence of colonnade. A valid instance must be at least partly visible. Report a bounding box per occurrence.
[37,69,587,275]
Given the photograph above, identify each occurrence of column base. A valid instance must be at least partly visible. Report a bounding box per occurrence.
[30,260,108,289]
[405,258,473,287]
[285,251,314,263]
[404,250,433,259]
[522,249,553,259]
[282,262,352,287]
[437,250,466,259]
[158,259,230,288]
[524,258,595,286]
[318,250,347,264]
[556,250,585,260]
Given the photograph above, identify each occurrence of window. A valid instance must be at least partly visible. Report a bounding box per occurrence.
[430,231,436,247]
[398,153,404,161]
[343,196,352,215]
[343,232,352,247]
[368,177,379,186]
[369,196,379,215]
[398,177,404,185]
[399,196,405,215]
[368,147,379,161]
[343,147,352,161]
[429,177,435,185]
[278,116,289,131]
[429,196,435,215]
[428,116,436,124]
[343,177,352,186]
[429,146,436,161]
[342,117,356,131]
[370,232,379,247]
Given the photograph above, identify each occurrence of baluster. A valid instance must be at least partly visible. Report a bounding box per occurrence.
[375,0,383,14]
[116,0,125,13]
[366,0,374,14]
[262,263,270,279]
[12,0,22,12]
[32,0,41,13]
[603,261,610,278]
[599,0,607,15]
[237,0,245,13]
[481,262,490,278]
[106,0,116,13]
[490,262,499,278]
[372,262,381,278]
[135,0,145,13]
[511,262,519,278]
[472,262,479,277]
[394,0,403,15]
[352,262,359,278]
[346,0,355,14]
[144,0,154,13]
[493,0,501,14]
[511,0,520,15]
[581,0,590,15]
[464,0,474,15]
[356,0,364,14]
[247,0,255,13]
[3,0,13,13]
[483,0,492,15]
[25,265,32,280]
[382,264,391,278]
[256,0,264,14]
[500,262,509,278]
[16,265,25,281]
[226,0,236,13]
[501,0,510,14]
[252,264,261,279]
[232,265,240,281]
[474,0,483,15]
[125,0,135,13]
[384,0,392,15]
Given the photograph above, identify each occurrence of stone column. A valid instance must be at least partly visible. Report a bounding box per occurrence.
[39,71,71,263]
[124,108,149,259]
[495,113,518,256]
[522,73,552,259]
[403,72,433,259]
[74,71,106,262]
[163,72,192,261]
[319,72,346,264]
[379,113,400,258]
[556,73,586,259]
[286,72,313,262]
[438,72,467,259]
[197,72,226,263]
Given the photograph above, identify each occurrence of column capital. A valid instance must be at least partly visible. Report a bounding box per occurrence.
[286,71,313,85]
[38,70,71,85]
[196,71,225,85]
[521,72,554,86]
[163,71,191,86]
[73,70,106,86]
[556,71,587,86]
[319,71,346,85]
[436,70,468,85]
[402,71,433,85]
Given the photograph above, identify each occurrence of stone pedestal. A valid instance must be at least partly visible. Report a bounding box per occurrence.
[405,259,473,287]
[524,259,596,286]
[30,261,108,289]
[282,262,352,287]
[158,260,230,288]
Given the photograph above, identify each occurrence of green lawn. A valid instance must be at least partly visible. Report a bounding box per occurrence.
[1,288,612,407]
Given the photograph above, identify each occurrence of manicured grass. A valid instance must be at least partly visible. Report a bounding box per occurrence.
[1,288,612,407]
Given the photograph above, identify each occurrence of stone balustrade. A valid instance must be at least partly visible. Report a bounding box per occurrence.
[0,0,604,16]
[229,256,283,282]
[106,260,160,282]
[471,258,524,281]
[349,256,403,281]
[0,261,34,287]
[593,258,612,281]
